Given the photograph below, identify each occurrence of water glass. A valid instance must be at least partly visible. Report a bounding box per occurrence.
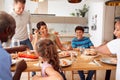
[11,39,20,47]
[78,46,85,53]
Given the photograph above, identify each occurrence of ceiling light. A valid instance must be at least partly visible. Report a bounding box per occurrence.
[68,0,82,3]
[105,0,120,6]
[30,0,44,2]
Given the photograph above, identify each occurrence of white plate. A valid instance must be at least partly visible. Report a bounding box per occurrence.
[11,59,17,66]
[100,58,117,66]
[18,58,39,62]
[60,59,72,67]
[59,51,78,58]
[82,53,99,58]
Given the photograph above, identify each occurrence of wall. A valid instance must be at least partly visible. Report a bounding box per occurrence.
[88,0,114,46]
[88,1,105,46]
[48,0,89,17]
[0,0,4,11]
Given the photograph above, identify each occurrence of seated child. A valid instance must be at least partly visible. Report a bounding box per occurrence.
[32,39,66,80]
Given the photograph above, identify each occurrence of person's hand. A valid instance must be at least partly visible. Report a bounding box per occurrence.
[29,34,33,42]
[13,59,27,80]
[16,59,27,73]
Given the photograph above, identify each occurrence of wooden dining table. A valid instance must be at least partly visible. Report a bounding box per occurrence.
[11,51,116,80]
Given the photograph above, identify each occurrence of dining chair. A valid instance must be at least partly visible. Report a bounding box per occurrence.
[61,41,71,49]
[72,70,96,80]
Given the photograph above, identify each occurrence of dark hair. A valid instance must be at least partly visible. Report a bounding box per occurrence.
[75,26,84,32]
[0,11,15,33]
[14,0,26,4]
[36,39,60,72]
[36,21,47,30]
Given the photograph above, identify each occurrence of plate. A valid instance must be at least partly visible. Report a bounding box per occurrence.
[83,49,97,56]
[58,51,77,58]
[11,59,17,66]
[100,58,117,66]
[81,53,99,58]
[18,58,39,62]
[84,54,99,58]
[59,51,70,58]
[60,59,72,67]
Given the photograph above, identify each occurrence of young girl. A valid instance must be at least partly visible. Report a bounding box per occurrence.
[32,39,65,80]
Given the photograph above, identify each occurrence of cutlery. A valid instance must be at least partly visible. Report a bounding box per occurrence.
[92,59,102,66]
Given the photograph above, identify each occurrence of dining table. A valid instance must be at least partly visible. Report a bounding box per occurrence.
[11,50,116,80]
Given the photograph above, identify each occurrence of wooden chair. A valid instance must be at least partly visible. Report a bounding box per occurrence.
[72,70,96,80]
[61,41,71,49]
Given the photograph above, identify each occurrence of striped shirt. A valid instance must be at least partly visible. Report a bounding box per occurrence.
[71,37,94,48]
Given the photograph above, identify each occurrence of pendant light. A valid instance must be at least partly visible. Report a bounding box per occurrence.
[105,0,120,6]
[30,0,44,2]
[68,0,82,3]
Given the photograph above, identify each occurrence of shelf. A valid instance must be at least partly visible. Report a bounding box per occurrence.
[31,15,87,25]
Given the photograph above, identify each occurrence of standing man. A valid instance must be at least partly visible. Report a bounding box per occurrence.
[11,0,33,50]
[11,0,35,76]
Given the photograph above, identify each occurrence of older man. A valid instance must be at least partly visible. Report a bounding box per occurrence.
[0,11,27,80]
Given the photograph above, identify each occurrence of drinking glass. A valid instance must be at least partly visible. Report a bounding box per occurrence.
[11,39,20,47]
[77,46,85,54]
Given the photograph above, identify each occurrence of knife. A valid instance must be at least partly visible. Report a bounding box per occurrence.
[93,59,102,66]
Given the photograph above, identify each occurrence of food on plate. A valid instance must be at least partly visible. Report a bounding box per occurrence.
[11,53,18,59]
[62,60,68,66]
[59,51,70,58]
[83,49,97,56]
[60,59,68,66]
[18,52,38,59]
[60,59,72,67]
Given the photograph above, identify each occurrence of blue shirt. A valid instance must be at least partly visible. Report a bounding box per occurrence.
[0,43,12,80]
[71,37,94,48]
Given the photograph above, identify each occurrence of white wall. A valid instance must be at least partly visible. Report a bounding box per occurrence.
[88,0,114,46]
[48,0,89,16]
[88,1,105,46]
[0,0,4,11]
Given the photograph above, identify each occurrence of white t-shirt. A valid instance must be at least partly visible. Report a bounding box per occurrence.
[107,39,120,80]
[11,11,32,41]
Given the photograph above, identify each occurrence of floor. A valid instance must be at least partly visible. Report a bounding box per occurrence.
[20,71,96,80]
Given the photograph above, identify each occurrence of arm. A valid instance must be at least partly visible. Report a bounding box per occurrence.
[13,60,27,80]
[33,30,39,50]
[32,67,63,80]
[55,36,67,51]
[95,44,112,55]
[5,45,29,53]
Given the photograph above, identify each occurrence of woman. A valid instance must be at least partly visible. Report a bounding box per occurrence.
[96,20,120,80]
[33,21,67,51]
